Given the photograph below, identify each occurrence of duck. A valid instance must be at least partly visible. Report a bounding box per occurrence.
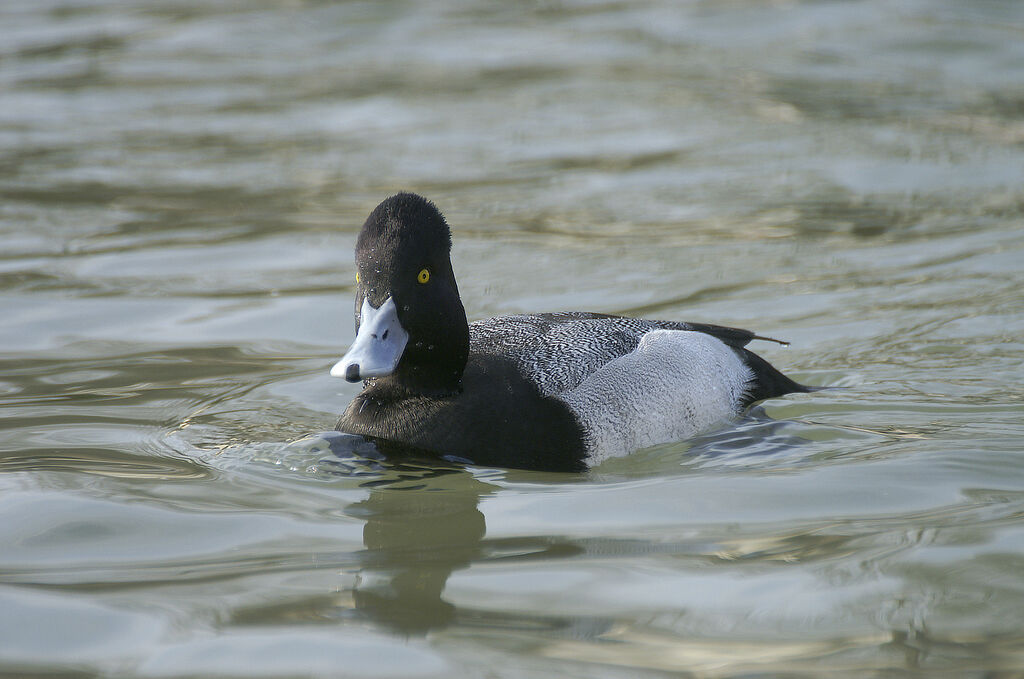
[331,192,813,472]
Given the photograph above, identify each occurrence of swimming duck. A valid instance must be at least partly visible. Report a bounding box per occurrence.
[332,192,812,472]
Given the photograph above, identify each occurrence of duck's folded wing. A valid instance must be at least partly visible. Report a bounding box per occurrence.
[469,312,806,400]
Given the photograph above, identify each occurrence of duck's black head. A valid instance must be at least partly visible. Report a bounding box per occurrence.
[331,193,469,395]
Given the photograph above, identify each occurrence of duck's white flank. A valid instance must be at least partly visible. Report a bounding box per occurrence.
[556,329,753,465]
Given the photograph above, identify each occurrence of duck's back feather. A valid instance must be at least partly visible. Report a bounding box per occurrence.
[468,312,808,404]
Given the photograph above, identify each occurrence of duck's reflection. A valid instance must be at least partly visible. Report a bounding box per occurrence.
[313,431,493,635]
[347,470,488,634]
[315,419,822,637]
[232,418,826,640]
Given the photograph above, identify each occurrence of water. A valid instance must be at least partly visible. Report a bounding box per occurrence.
[2,0,1024,676]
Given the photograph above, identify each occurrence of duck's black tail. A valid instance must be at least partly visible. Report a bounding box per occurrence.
[738,348,820,408]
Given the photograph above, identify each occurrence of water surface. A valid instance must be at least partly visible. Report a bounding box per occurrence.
[2,0,1024,676]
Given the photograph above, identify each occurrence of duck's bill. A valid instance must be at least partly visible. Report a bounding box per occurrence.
[330,296,409,382]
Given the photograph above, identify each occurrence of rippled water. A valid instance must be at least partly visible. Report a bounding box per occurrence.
[3,0,1024,676]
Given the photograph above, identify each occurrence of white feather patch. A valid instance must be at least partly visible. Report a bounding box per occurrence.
[556,330,753,465]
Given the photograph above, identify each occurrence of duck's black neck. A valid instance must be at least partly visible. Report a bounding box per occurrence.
[373,363,465,399]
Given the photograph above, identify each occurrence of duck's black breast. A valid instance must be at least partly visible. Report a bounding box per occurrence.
[336,352,589,473]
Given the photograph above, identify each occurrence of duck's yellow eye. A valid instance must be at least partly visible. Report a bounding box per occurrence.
[355,271,360,284]
[417,268,430,284]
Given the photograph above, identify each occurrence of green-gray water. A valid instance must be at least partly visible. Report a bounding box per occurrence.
[2,1,1024,676]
